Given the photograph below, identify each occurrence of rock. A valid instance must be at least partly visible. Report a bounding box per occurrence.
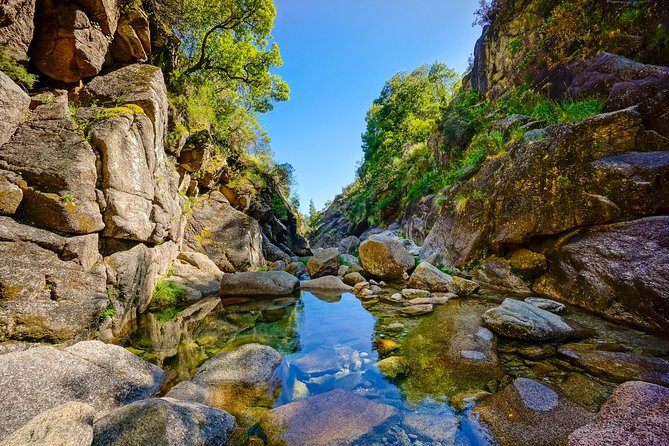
[337,265,348,276]
[31,0,113,82]
[482,298,579,341]
[0,72,30,148]
[300,276,352,292]
[169,251,224,300]
[400,304,434,316]
[406,296,451,306]
[448,275,480,296]
[306,248,340,279]
[525,297,566,314]
[534,216,669,336]
[263,389,397,446]
[0,219,107,342]
[343,271,366,286]
[109,7,151,63]
[377,356,408,379]
[374,339,400,355]
[567,381,669,446]
[558,345,669,387]
[507,248,547,278]
[358,237,414,282]
[0,0,36,55]
[0,341,164,442]
[403,412,457,444]
[285,261,307,278]
[338,235,361,255]
[92,398,236,446]
[473,256,531,297]
[0,402,94,446]
[269,260,286,271]
[451,390,492,411]
[401,288,430,299]
[220,271,299,297]
[185,193,264,272]
[0,100,104,234]
[474,378,594,446]
[0,170,23,215]
[408,261,452,292]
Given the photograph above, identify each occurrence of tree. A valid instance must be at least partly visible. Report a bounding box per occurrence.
[308,199,321,228]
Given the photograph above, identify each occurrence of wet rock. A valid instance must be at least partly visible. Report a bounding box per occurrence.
[306,248,340,279]
[285,261,307,278]
[534,216,669,336]
[0,72,30,148]
[401,289,430,299]
[525,297,566,314]
[400,304,434,316]
[567,381,669,446]
[359,237,414,282]
[263,389,397,446]
[517,344,557,360]
[0,402,94,446]
[169,251,224,300]
[558,345,669,387]
[185,193,263,272]
[0,341,164,442]
[448,275,480,296]
[220,271,299,297]
[402,412,457,444]
[482,298,578,340]
[374,339,400,355]
[377,356,408,379]
[451,390,491,411]
[555,373,610,413]
[474,378,594,446]
[338,235,361,255]
[343,271,366,286]
[406,296,451,306]
[382,293,405,303]
[92,398,236,446]
[473,256,531,297]
[300,276,352,292]
[408,262,452,292]
[507,248,547,278]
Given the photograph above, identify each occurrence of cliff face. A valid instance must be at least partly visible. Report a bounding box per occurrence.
[312,0,669,336]
[0,0,308,344]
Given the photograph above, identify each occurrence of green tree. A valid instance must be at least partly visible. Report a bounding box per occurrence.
[308,199,320,228]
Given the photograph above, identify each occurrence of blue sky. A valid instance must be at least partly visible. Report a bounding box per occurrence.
[261,0,483,213]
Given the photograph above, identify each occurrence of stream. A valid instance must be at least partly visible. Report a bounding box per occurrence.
[125,289,669,445]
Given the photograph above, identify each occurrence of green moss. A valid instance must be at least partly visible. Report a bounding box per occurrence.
[95,104,145,120]
[150,279,188,311]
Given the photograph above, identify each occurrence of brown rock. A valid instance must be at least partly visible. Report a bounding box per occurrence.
[448,275,480,296]
[507,248,547,278]
[567,381,669,446]
[0,0,36,55]
[343,272,366,286]
[306,248,339,279]
[473,256,531,297]
[0,170,23,215]
[359,236,414,282]
[109,7,150,63]
[407,261,452,292]
[0,71,30,147]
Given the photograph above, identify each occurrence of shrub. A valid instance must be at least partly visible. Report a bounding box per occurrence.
[0,46,37,89]
[150,279,188,310]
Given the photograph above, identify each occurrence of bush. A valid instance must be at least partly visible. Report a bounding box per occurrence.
[150,279,188,310]
[0,46,37,89]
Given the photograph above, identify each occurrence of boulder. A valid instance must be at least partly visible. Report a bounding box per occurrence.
[358,237,414,282]
[567,381,669,446]
[0,100,104,234]
[474,378,594,446]
[408,262,452,292]
[0,402,94,446]
[482,298,578,341]
[525,297,566,314]
[401,288,430,299]
[0,170,23,215]
[534,216,669,336]
[263,389,397,446]
[507,248,547,278]
[377,356,408,379]
[473,256,531,297]
[92,398,236,446]
[285,261,307,278]
[0,341,164,442]
[300,276,352,292]
[185,193,264,272]
[403,412,458,444]
[343,272,366,286]
[558,345,669,387]
[0,219,107,342]
[31,0,113,82]
[0,0,36,55]
[448,275,480,296]
[169,251,224,300]
[400,304,434,316]
[0,72,30,147]
[192,343,281,388]
[220,271,299,297]
[306,248,340,279]
[338,235,361,255]
[109,8,151,63]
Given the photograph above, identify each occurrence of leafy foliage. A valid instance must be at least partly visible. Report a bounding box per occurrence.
[0,45,37,89]
[150,279,188,311]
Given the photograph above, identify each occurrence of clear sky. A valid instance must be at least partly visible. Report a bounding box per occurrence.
[261,0,483,213]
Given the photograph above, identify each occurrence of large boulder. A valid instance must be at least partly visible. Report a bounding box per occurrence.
[473,256,532,297]
[0,72,30,147]
[408,261,452,292]
[219,271,299,297]
[359,236,414,282]
[263,389,397,446]
[168,251,224,300]
[482,298,579,341]
[92,398,236,446]
[306,248,340,279]
[0,341,164,442]
[185,192,264,272]
[0,99,104,234]
[0,218,106,342]
[567,381,669,446]
[338,235,361,255]
[535,216,669,336]
[474,378,594,446]
[109,7,151,64]
[0,0,36,55]
[300,276,352,292]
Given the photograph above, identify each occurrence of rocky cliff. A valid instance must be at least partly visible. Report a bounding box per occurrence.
[311,0,669,336]
[0,0,308,345]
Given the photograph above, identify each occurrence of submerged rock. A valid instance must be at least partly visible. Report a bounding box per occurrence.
[306,248,340,279]
[400,304,434,316]
[359,237,414,282]
[402,411,458,444]
[377,356,409,379]
[482,298,579,340]
[567,381,669,446]
[263,389,397,446]
[220,271,299,297]
[0,341,164,442]
[92,398,236,446]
